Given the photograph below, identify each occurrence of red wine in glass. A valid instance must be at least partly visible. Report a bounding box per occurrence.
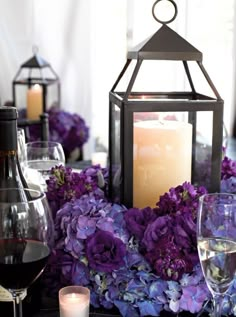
[0,239,50,290]
[0,188,54,317]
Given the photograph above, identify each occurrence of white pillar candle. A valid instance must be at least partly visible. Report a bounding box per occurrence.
[133,120,192,208]
[59,286,90,317]
[27,84,43,120]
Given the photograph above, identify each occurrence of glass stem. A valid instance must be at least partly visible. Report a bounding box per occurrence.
[213,294,223,317]
[12,291,23,317]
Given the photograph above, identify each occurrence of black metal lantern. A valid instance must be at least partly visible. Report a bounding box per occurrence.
[108,0,224,209]
[12,47,60,120]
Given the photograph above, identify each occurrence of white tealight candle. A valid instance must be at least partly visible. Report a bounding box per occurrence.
[59,286,90,317]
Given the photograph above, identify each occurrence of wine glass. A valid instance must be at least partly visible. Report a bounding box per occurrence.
[23,141,65,191]
[197,193,236,316]
[0,188,54,317]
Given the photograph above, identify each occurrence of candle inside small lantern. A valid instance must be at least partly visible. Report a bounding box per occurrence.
[59,286,90,317]
[133,120,192,208]
[27,84,43,120]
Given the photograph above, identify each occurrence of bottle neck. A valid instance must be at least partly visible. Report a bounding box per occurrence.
[0,119,17,152]
[0,150,27,188]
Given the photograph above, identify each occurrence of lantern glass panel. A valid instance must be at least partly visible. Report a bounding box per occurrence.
[195,110,213,189]
[130,60,186,92]
[13,85,28,110]
[110,102,121,202]
[45,84,59,108]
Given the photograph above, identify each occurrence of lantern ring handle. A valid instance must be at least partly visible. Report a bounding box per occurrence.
[152,0,178,25]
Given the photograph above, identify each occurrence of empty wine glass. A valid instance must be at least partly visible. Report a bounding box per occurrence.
[23,141,65,191]
[0,188,54,317]
[197,193,236,316]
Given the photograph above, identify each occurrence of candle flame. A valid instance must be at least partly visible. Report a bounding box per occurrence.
[71,293,77,299]
[32,84,41,90]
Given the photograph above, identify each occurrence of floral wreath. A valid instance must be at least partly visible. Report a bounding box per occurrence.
[42,155,236,317]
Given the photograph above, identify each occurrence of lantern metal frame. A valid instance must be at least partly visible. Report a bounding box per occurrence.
[12,51,61,113]
[108,12,224,208]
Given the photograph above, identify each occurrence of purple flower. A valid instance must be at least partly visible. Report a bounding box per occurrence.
[154,254,192,281]
[221,156,236,180]
[173,212,199,266]
[142,215,171,252]
[124,207,157,240]
[155,182,207,217]
[46,165,107,218]
[179,284,210,313]
[41,161,236,317]
[85,230,126,272]
[74,215,97,239]
[18,106,89,158]
[221,176,236,193]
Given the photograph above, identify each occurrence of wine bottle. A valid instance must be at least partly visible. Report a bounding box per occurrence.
[0,106,29,315]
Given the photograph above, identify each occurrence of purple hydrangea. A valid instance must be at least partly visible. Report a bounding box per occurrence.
[47,106,89,157]
[18,106,89,158]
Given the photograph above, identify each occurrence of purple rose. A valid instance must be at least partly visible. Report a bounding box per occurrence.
[85,230,126,272]
[173,212,199,267]
[124,207,157,240]
[142,215,172,252]
[173,211,196,250]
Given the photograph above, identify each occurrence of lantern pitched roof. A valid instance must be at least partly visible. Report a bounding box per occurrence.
[128,24,202,61]
[21,54,50,68]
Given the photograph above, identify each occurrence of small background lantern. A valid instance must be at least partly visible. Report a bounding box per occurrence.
[109,0,224,208]
[12,47,60,120]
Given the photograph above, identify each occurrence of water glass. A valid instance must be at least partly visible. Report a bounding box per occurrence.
[23,141,65,191]
[197,193,236,316]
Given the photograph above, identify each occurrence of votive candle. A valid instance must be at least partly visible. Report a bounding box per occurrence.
[59,286,90,317]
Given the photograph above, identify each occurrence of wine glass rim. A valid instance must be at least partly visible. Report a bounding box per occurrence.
[199,192,236,204]
[26,141,62,147]
[0,187,45,203]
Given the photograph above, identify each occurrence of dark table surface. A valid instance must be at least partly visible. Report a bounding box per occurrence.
[32,309,210,317]
[30,298,210,317]
[32,309,208,317]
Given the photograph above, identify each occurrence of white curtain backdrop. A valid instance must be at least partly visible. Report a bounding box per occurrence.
[0,0,127,159]
[0,0,235,158]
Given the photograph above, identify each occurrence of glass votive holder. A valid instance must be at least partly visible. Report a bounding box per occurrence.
[59,286,90,317]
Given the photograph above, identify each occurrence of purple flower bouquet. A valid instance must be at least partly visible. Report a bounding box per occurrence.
[18,106,89,159]
[41,156,236,317]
